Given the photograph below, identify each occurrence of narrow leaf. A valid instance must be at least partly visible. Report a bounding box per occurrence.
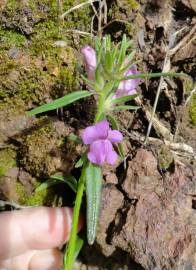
[107,114,119,130]
[103,81,115,97]
[35,179,59,192]
[126,50,136,62]
[85,162,102,245]
[75,154,87,168]
[66,164,86,270]
[27,91,92,116]
[112,105,140,111]
[111,94,138,105]
[64,235,84,268]
[119,72,185,81]
[68,133,82,144]
[51,174,77,193]
[35,174,77,193]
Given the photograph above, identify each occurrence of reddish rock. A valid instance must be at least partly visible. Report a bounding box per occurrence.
[97,149,196,270]
[96,184,124,256]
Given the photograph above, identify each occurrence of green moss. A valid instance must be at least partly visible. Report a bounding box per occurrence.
[189,94,196,126]
[0,63,50,105]
[26,189,54,206]
[0,29,26,49]
[3,0,17,16]
[126,0,140,10]
[157,145,174,170]
[16,180,55,206]
[20,119,55,177]
[0,148,16,177]
[0,0,91,110]
[0,57,16,75]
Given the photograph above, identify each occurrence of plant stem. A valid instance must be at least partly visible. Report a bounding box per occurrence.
[95,93,105,123]
[65,165,86,270]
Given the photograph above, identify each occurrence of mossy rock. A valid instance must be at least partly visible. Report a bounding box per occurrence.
[0,148,16,177]
[117,0,140,10]
[19,118,79,178]
[0,0,91,112]
[189,93,196,126]
[16,181,56,206]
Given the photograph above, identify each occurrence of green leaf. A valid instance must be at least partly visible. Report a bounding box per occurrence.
[118,56,139,76]
[112,105,140,111]
[102,81,115,97]
[35,174,77,193]
[35,179,59,192]
[105,51,113,73]
[117,34,127,67]
[117,35,133,68]
[105,35,111,51]
[66,164,86,270]
[126,50,136,62]
[95,64,104,88]
[64,235,84,268]
[85,162,102,245]
[51,174,77,193]
[27,91,92,116]
[68,133,82,144]
[75,154,87,168]
[81,75,96,89]
[107,114,119,130]
[119,72,185,81]
[111,94,138,105]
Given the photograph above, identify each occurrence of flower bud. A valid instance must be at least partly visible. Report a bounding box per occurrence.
[81,46,97,81]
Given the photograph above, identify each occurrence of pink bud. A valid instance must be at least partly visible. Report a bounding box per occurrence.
[81,46,97,81]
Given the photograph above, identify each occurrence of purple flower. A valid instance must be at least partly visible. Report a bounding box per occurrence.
[113,65,140,99]
[82,120,123,166]
[81,46,97,81]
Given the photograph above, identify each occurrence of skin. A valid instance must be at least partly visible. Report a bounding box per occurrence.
[0,207,83,270]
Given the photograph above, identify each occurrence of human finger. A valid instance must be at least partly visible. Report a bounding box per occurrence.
[0,249,62,270]
[0,207,83,260]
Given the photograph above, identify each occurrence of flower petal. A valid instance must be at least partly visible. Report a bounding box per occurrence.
[88,140,106,165]
[114,65,140,98]
[82,120,109,145]
[108,130,123,143]
[123,65,140,91]
[104,140,118,165]
[81,46,96,81]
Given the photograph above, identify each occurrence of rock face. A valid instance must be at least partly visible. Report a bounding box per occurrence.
[97,149,196,270]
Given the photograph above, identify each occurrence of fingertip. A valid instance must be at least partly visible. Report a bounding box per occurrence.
[29,249,63,270]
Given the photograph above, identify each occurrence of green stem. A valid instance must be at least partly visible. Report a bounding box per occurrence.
[65,165,86,270]
[95,93,105,123]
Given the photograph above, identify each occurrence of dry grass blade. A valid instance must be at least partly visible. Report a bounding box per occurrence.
[144,53,171,144]
[60,0,100,19]
[168,24,196,56]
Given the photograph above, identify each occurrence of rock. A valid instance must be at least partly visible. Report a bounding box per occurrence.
[0,167,19,202]
[181,0,196,11]
[0,101,35,145]
[97,149,196,270]
[8,46,21,59]
[19,118,77,178]
[96,184,124,256]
